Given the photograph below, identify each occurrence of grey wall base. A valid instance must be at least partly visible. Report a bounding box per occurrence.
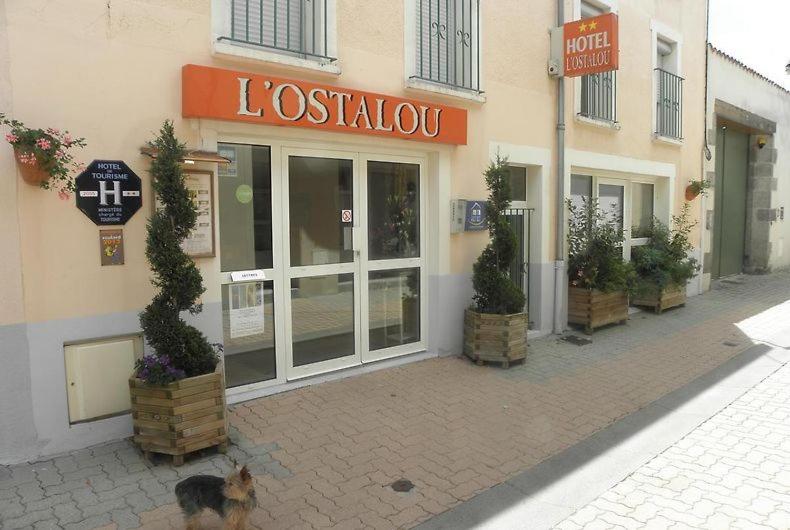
[0,323,38,464]
[2,267,559,465]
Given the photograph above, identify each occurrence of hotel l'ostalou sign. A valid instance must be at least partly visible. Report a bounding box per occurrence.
[182,64,467,145]
[563,12,619,77]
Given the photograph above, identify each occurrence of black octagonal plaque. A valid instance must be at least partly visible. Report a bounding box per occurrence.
[76,160,142,225]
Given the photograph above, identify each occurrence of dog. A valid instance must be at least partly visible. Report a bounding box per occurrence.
[174,464,257,530]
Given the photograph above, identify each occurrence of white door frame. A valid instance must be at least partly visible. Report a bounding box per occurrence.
[359,152,428,364]
[281,146,363,380]
[595,177,630,259]
[216,134,437,398]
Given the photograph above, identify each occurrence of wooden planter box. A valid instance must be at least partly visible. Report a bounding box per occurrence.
[129,366,227,466]
[632,283,686,314]
[463,309,527,368]
[568,287,628,334]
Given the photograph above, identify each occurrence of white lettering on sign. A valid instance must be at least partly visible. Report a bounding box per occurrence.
[122,191,140,197]
[234,77,452,141]
[182,65,468,144]
[566,31,611,54]
[230,270,267,282]
[99,180,122,206]
[237,77,262,117]
[273,83,307,121]
[79,190,98,197]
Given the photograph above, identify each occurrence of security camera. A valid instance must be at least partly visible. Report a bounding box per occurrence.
[548,60,562,77]
[757,136,767,149]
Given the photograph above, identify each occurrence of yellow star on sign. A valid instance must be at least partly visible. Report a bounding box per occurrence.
[579,22,588,32]
[589,20,598,30]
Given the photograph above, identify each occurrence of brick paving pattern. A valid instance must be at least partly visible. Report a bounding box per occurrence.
[1,271,789,529]
[554,359,790,530]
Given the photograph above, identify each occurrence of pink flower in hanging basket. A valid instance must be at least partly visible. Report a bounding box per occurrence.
[36,138,51,150]
[63,134,73,146]
[57,190,71,201]
[18,152,37,165]
[5,133,19,143]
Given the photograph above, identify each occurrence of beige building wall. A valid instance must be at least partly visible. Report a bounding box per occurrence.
[0,0,707,462]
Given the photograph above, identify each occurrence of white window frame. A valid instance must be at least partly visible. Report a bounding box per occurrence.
[651,20,683,143]
[211,0,340,75]
[569,172,660,260]
[629,179,657,248]
[404,0,486,103]
[572,0,619,127]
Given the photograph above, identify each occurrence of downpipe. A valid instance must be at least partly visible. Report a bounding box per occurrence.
[553,0,566,335]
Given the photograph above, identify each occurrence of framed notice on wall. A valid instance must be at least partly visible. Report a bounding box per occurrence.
[155,170,215,258]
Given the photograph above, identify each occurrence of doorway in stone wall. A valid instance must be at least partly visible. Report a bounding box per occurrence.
[712,125,749,279]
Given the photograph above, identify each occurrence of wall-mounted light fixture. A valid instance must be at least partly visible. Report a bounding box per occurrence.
[757,136,767,149]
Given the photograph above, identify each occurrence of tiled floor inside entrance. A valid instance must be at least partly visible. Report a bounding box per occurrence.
[2,271,790,530]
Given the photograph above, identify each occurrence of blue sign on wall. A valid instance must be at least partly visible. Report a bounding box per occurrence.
[464,200,487,231]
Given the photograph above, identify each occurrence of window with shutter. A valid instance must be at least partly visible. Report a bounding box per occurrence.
[413,0,481,92]
[654,35,683,139]
[578,0,617,123]
[224,0,333,60]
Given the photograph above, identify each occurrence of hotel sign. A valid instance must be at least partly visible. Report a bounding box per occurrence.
[76,160,142,225]
[182,64,467,145]
[563,13,619,77]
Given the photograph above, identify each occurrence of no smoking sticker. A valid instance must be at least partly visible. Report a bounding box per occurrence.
[341,209,353,223]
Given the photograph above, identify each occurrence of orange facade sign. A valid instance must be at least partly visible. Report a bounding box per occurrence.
[182,64,467,145]
[563,13,619,77]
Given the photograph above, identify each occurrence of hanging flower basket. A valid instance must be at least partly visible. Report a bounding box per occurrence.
[14,149,53,186]
[1,113,86,195]
[684,185,699,201]
[684,179,711,201]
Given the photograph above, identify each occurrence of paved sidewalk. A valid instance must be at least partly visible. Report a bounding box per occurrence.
[555,359,790,530]
[1,271,789,529]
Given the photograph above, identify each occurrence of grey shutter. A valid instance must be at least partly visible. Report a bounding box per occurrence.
[415,0,477,90]
[231,0,305,53]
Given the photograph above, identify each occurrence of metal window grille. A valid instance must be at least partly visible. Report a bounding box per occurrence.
[655,68,683,139]
[413,0,481,92]
[220,0,334,61]
[580,71,617,123]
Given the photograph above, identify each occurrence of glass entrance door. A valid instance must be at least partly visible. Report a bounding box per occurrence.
[283,149,361,379]
[283,150,425,378]
[218,143,278,390]
[362,157,424,363]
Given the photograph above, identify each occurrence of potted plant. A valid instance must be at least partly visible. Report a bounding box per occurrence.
[1,113,86,196]
[464,155,527,368]
[129,121,226,466]
[567,198,635,334]
[631,204,699,313]
[685,178,711,201]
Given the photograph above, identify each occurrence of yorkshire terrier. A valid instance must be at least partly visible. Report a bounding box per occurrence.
[175,463,257,530]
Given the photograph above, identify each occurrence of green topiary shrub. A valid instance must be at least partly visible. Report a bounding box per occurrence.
[471,155,526,314]
[137,121,218,382]
[631,202,699,293]
[567,197,636,293]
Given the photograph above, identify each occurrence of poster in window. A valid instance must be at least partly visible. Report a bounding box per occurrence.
[155,170,215,257]
[218,145,237,178]
[229,282,265,339]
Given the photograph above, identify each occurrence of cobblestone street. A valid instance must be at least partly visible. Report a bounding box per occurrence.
[555,359,790,530]
[2,271,790,530]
